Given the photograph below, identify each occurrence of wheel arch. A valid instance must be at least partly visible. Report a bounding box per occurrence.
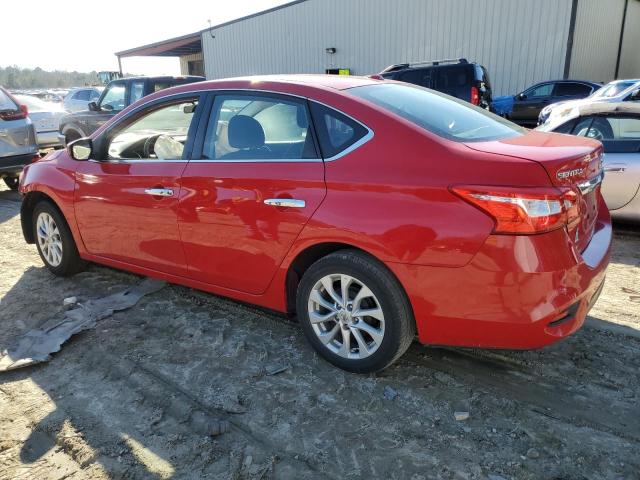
[283,241,412,318]
[21,191,65,244]
[61,123,86,142]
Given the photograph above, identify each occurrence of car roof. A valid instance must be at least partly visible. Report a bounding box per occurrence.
[145,74,383,96]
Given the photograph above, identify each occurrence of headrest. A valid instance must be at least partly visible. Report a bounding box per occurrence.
[227,115,265,149]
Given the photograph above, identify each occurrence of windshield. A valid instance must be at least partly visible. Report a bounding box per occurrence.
[591,81,637,99]
[348,83,524,142]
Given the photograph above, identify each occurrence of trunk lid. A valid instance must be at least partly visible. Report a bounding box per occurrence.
[464,131,604,252]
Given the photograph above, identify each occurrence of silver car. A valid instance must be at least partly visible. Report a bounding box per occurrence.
[63,87,102,113]
[538,102,640,222]
[539,79,640,125]
[14,95,66,149]
[0,87,38,190]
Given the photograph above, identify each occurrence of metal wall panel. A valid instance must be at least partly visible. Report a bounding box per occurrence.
[619,0,640,79]
[202,0,573,95]
[569,0,626,82]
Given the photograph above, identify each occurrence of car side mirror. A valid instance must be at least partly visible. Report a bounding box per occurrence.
[68,138,93,161]
[517,93,527,101]
[88,101,99,111]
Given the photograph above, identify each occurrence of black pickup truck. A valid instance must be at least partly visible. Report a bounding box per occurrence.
[58,75,204,144]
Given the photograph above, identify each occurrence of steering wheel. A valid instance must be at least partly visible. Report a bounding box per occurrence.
[143,134,162,158]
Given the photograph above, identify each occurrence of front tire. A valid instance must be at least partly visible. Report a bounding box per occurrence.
[296,250,415,373]
[33,201,85,276]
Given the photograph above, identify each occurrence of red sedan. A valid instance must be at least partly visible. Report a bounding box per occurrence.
[19,75,611,372]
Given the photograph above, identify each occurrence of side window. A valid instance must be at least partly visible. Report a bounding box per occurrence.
[100,84,126,112]
[399,69,431,88]
[130,81,145,104]
[434,67,470,90]
[89,90,101,101]
[107,99,198,160]
[554,83,592,97]
[309,102,369,159]
[151,82,173,93]
[74,90,90,101]
[202,95,316,160]
[526,83,553,97]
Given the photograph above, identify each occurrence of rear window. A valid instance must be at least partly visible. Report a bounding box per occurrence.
[309,102,369,158]
[0,89,17,111]
[349,83,523,142]
[434,66,471,90]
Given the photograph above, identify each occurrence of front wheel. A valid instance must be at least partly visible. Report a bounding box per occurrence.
[296,250,415,373]
[33,201,86,276]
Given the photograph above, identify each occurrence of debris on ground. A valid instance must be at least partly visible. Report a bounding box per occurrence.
[63,296,78,306]
[383,385,398,400]
[0,278,166,371]
[265,364,289,376]
[454,411,470,421]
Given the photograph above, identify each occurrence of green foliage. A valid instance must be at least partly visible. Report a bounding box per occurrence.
[0,65,101,89]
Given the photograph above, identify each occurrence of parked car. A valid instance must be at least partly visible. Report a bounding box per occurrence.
[21,75,610,372]
[63,87,102,113]
[14,94,66,149]
[538,102,640,222]
[0,87,38,190]
[539,79,640,125]
[492,80,601,126]
[58,75,204,144]
[379,58,492,109]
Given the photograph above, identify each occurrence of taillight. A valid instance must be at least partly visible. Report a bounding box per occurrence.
[470,86,480,106]
[0,104,28,121]
[452,186,580,234]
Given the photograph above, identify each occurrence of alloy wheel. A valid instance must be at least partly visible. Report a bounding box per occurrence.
[36,212,63,267]
[307,274,385,359]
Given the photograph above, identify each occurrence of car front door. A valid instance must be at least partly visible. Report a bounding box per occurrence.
[178,92,326,295]
[511,83,554,124]
[574,115,640,210]
[74,94,201,276]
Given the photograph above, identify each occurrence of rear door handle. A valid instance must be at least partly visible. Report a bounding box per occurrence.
[264,198,305,208]
[144,188,174,197]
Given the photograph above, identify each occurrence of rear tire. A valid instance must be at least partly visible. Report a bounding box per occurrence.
[296,250,415,373]
[32,201,86,276]
[3,176,19,191]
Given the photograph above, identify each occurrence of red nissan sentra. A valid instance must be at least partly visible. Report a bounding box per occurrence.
[19,75,611,372]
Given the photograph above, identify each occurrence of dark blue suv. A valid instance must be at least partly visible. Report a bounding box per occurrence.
[379,58,493,109]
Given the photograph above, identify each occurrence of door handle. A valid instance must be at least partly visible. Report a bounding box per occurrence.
[604,166,626,173]
[144,188,174,197]
[264,198,306,208]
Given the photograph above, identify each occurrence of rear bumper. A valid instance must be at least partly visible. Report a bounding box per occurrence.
[390,202,612,349]
[0,152,38,174]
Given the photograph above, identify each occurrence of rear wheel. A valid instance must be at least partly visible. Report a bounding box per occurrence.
[3,176,19,191]
[33,201,85,276]
[296,250,415,373]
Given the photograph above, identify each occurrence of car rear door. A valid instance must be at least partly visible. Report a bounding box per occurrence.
[177,91,326,295]
[511,83,554,124]
[74,94,202,276]
[573,115,640,210]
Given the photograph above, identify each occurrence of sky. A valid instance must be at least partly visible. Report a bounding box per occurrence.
[1,0,291,75]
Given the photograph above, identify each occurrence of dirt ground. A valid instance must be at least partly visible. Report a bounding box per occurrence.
[0,184,639,480]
